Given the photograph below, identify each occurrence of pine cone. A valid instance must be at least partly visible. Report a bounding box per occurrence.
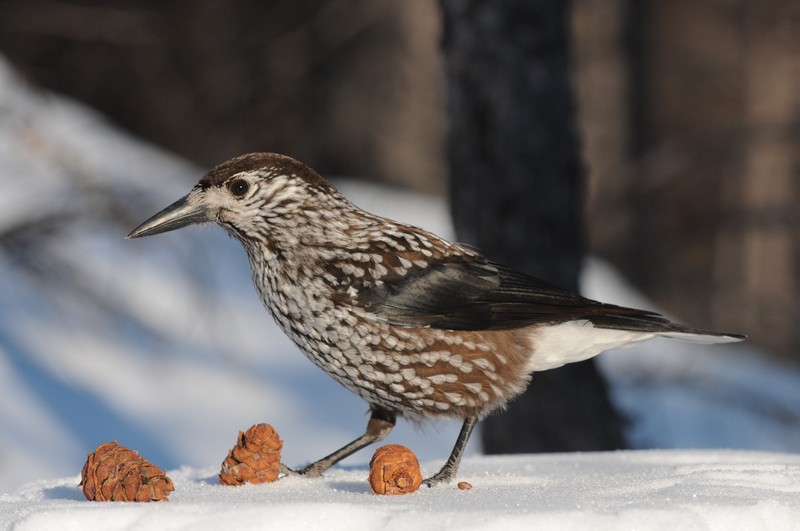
[79,441,174,502]
[219,423,283,486]
[368,444,422,495]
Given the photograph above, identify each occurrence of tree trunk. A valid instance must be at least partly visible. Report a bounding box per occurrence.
[439,0,627,452]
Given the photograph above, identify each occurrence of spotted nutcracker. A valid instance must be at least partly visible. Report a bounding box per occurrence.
[128,153,744,486]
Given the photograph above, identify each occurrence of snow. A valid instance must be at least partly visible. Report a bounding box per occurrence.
[4,451,800,530]
[1,53,800,528]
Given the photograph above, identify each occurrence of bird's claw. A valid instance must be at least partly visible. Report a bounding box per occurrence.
[279,462,325,479]
[279,463,299,478]
[422,472,453,488]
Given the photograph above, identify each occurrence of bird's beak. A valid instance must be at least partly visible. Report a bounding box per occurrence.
[126,190,212,239]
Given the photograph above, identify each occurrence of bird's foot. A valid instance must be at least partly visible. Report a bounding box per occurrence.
[422,467,455,488]
[279,463,300,478]
[280,462,326,479]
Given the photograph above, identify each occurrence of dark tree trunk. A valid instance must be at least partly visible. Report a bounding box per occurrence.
[439,0,627,452]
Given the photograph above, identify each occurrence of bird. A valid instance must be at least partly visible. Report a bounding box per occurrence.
[127,152,745,486]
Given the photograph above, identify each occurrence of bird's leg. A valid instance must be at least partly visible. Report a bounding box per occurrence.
[282,408,396,478]
[423,416,477,487]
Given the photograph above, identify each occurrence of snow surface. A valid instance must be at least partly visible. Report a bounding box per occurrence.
[2,53,800,528]
[3,451,800,531]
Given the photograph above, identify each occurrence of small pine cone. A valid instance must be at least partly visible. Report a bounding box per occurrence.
[219,423,283,486]
[79,441,174,502]
[368,444,422,495]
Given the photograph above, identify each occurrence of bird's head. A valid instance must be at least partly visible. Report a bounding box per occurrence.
[127,153,347,246]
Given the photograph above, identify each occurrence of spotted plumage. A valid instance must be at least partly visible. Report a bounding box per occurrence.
[128,152,744,486]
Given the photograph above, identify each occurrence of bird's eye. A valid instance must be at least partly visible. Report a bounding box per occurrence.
[228,179,249,197]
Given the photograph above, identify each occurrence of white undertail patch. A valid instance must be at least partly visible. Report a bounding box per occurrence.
[526,320,743,372]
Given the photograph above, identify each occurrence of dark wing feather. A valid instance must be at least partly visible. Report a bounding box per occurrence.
[356,256,730,336]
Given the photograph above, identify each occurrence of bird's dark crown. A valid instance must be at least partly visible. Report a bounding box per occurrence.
[197,152,335,192]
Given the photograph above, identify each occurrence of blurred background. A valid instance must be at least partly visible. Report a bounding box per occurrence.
[2,0,796,355]
[0,0,799,492]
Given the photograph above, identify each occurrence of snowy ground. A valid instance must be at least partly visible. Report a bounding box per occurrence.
[2,54,800,528]
[3,451,799,530]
